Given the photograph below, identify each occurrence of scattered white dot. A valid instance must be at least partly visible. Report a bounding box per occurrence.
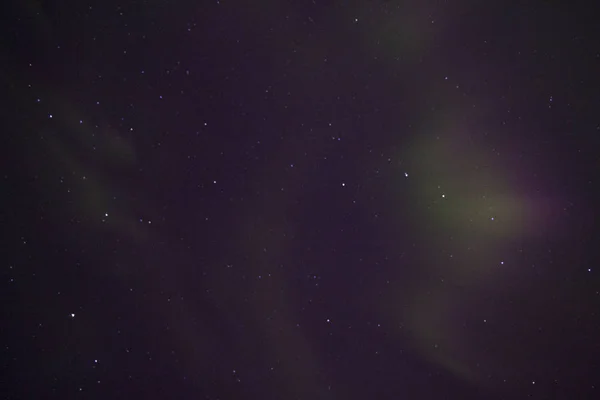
[104,213,108,217]
[48,114,53,119]
[500,261,504,265]
[441,194,445,198]
[404,172,408,177]
[588,268,592,272]
[341,182,345,187]
[70,313,75,318]
[326,318,331,323]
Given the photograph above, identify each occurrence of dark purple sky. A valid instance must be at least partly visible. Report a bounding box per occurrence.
[3,1,599,399]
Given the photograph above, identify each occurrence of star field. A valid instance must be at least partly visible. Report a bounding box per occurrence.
[2,1,600,399]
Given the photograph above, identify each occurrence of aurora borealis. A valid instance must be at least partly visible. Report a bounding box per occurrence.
[3,1,599,399]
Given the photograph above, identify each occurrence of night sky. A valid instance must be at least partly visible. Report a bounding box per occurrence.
[3,1,600,399]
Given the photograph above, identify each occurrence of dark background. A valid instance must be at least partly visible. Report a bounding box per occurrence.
[2,1,599,399]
